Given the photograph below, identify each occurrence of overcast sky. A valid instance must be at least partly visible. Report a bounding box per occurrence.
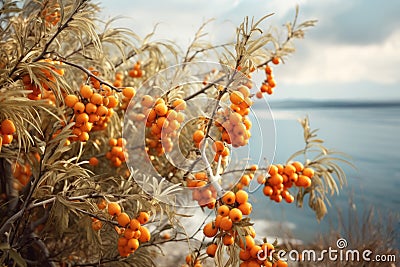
[99,0,400,100]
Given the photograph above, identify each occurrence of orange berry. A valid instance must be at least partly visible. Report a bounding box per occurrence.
[109,138,117,146]
[240,174,251,186]
[265,65,272,75]
[127,238,139,251]
[117,237,128,247]
[296,175,312,187]
[249,164,258,171]
[250,245,262,259]
[76,113,89,125]
[137,211,150,225]
[154,103,168,116]
[222,234,234,246]
[129,219,141,231]
[107,95,119,108]
[238,202,252,215]
[219,216,233,231]
[122,87,136,99]
[240,235,255,250]
[80,85,93,99]
[302,167,315,178]
[192,130,205,143]
[185,255,192,264]
[206,243,218,257]
[89,157,99,166]
[65,95,79,108]
[235,190,248,204]
[138,226,151,243]
[117,212,131,227]
[107,202,121,216]
[239,249,251,261]
[229,208,243,222]
[263,185,273,196]
[291,161,304,172]
[212,141,224,154]
[73,102,85,114]
[172,99,187,111]
[203,222,218,237]
[268,165,278,176]
[230,91,244,105]
[124,228,135,239]
[222,191,235,205]
[217,205,230,217]
[85,103,97,114]
[268,174,283,186]
[284,164,296,176]
[90,93,103,105]
[272,57,280,65]
[78,131,89,142]
[96,105,108,117]
[97,199,107,210]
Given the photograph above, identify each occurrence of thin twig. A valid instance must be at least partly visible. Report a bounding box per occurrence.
[60,60,122,92]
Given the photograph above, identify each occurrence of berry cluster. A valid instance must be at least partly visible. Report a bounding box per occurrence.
[0,119,16,148]
[64,84,118,142]
[22,59,64,104]
[256,59,279,98]
[93,201,151,258]
[262,161,314,203]
[238,240,287,267]
[202,190,252,245]
[128,62,144,78]
[12,161,32,190]
[136,96,186,156]
[186,172,218,209]
[105,137,127,167]
[214,85,253,148]
[41,2,61,27]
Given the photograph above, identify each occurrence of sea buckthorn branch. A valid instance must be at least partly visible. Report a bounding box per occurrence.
[32,0,90,63]
[60,60,122,92]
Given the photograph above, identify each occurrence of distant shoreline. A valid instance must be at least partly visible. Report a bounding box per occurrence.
[258,100,400,110]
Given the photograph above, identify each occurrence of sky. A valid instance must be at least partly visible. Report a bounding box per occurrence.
[99,0,400,100]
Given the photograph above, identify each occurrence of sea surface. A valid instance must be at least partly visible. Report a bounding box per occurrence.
[246,99,400,246]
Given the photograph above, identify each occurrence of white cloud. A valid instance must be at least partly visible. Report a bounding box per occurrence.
[275,30,400,85]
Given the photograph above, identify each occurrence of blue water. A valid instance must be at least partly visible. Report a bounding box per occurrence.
[247,100,400,245]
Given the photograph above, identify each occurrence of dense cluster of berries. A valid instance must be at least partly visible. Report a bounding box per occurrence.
[21,59,64,104]
[214,85,253,148]
[186,172,218,209]
[0,119,16,148]
[128,62,144,78]
[202,189,252,245]
[238,239,288,267]
[92,200,151,258]
[262,161,314,203]
[256,59,279,98]
[132,95,186,156]
[41,2,61,27]
[105,137,127,167]
[64,84,118,142]
[12,161,32,190]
